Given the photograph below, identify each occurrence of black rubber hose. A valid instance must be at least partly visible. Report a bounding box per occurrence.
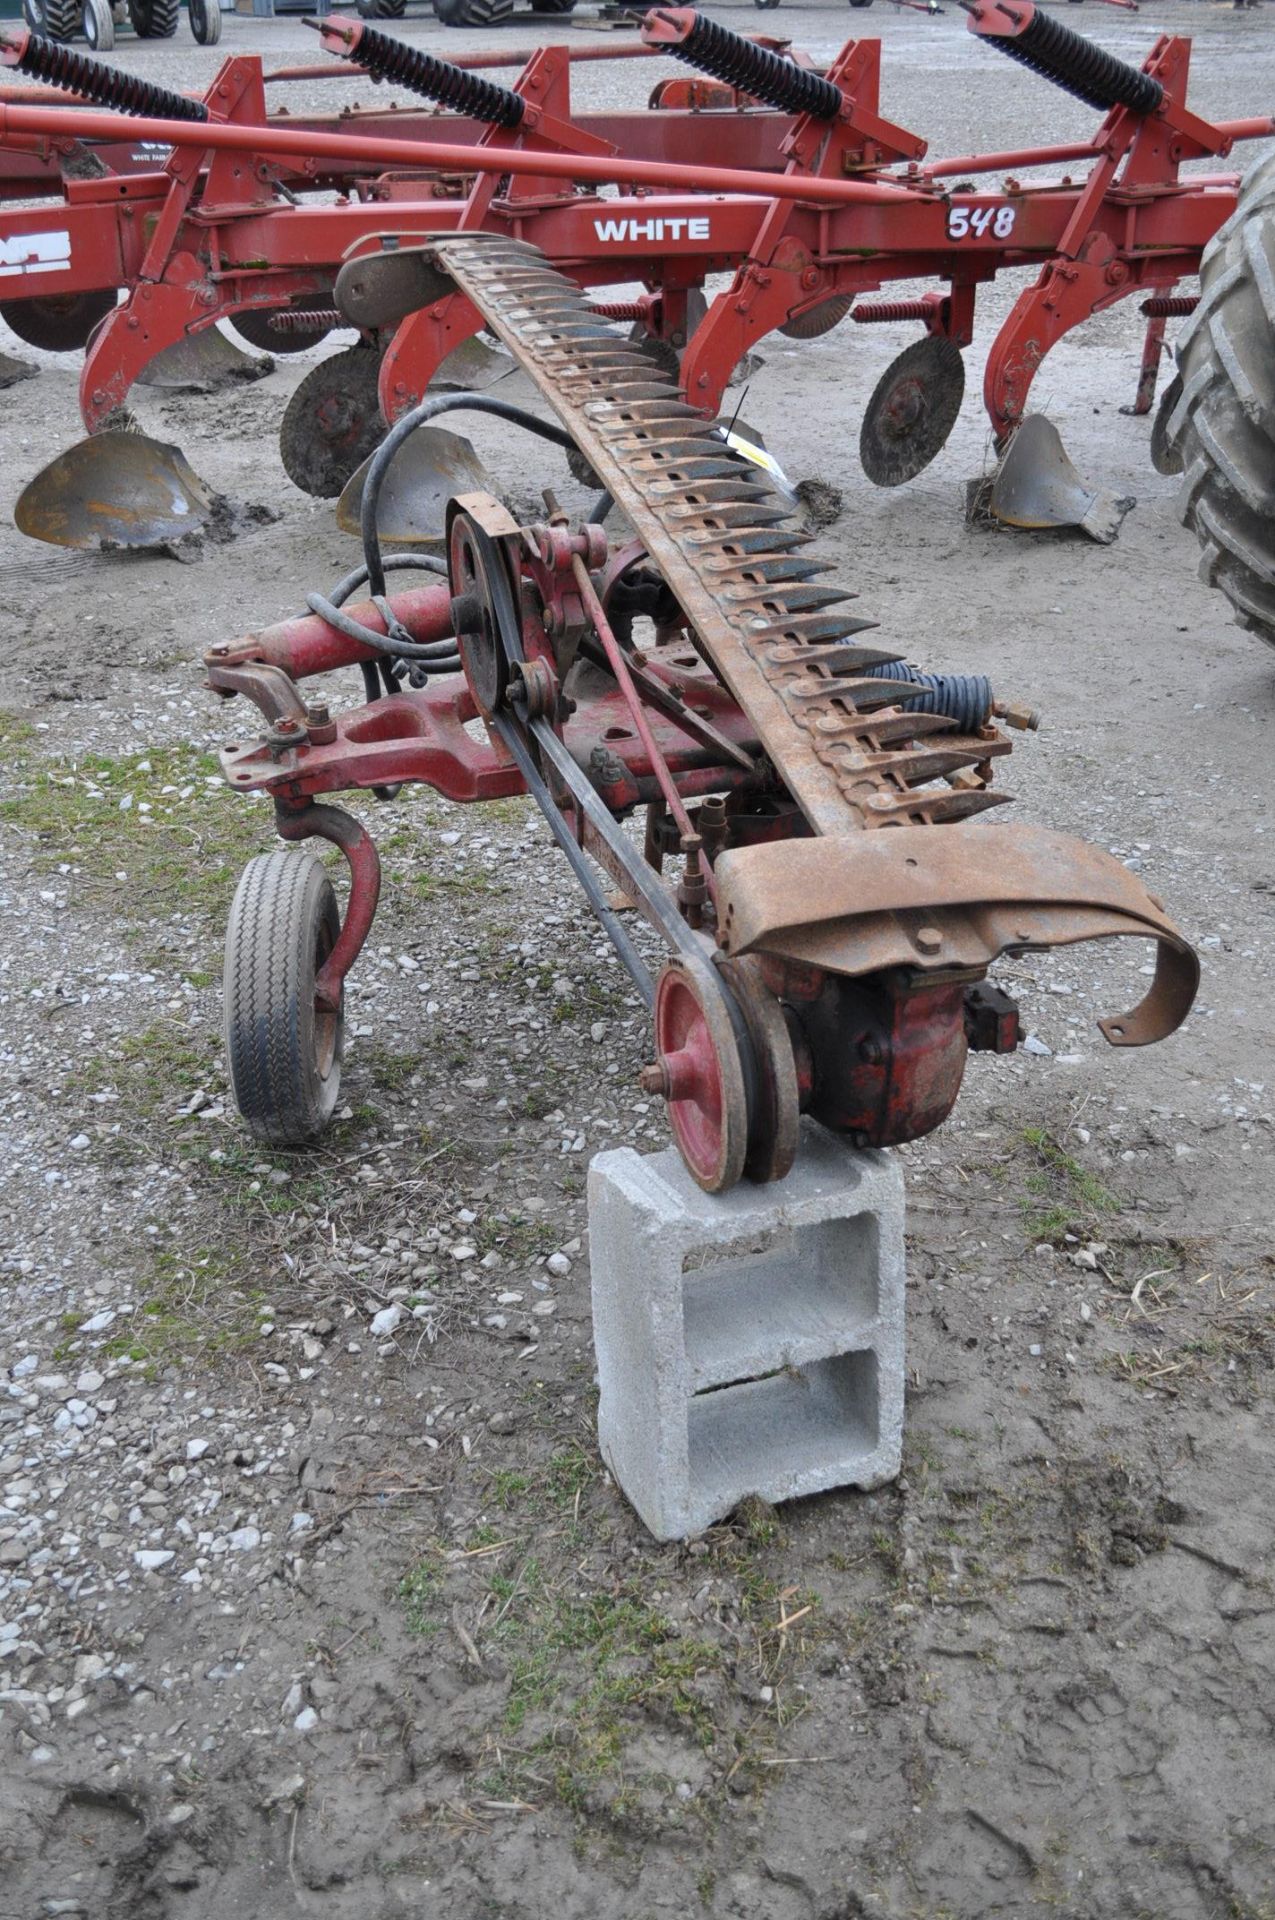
[332,20,524,128]
[873,658,993,733]
[8,30,209,120]
[986,10,1163,116]
[360,391,578,600]
[653,10,842,120]
[305,552,459,671]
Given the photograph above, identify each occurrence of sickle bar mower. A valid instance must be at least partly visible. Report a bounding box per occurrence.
[205,234,1197,1189]
[2,6,1271,548]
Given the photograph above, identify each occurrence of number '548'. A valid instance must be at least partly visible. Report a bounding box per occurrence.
[947,205,1017,241]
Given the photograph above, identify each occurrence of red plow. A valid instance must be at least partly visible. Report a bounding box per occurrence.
[0,3,1268,548]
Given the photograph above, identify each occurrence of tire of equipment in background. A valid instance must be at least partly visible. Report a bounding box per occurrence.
[1161,151,1275,651]
[189,0,222,44]
[431,0,515,25]
[224,849,345,1147]
[22,0,79,40]
[128,0,179,37]
[356,0,407,17]
[82,0,114,47]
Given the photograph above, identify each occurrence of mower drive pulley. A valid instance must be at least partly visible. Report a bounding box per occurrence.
[860,335,965,487]
[650,953,753,1193]
[280,345,385,497]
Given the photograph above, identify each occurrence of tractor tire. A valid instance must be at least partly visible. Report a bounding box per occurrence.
[0,289,116,353]
[24,0,80,39]
[357,0,406,15]
[432,0,515,25]
[1160,151,1275,651]
[536,0,577,12]
[225,849,345,1148]
[82,0,114,47]
[128,0,179,36]
[189,0,222,41]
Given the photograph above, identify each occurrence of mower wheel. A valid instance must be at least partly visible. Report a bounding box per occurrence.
[24,0,79,37]
[1160,150,1275,652]
[537,0,577,11]
[225,849,345,1148]
[82,0,114,46]
[128,0,179,36]
[0,289,117,354]
[189,0,222,41]
[848,0,874,9]
[357,0,406,14]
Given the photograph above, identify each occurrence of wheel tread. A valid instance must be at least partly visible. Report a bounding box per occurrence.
[224,848,343,1147]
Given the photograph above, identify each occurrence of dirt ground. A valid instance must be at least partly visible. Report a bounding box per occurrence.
[2,2,1274,1916]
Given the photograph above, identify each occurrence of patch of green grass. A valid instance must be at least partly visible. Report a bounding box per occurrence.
[0,709,36,750]
[490,1469,531,1510]
[102,1244,263,1373]
[72,1020,214,1115]
[400,1560,442,1638]
[1,744,263,918]
[545,1443,598,1511]
[1020,1126,1117,1242]
[360,1044,423,1093]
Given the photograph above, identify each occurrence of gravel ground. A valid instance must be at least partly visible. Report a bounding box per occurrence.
[2,4,1274,1917]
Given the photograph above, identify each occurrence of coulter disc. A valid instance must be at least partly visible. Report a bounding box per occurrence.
[859,335,965,487]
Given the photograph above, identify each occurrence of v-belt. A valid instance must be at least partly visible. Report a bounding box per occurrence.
[420,232,1009,840]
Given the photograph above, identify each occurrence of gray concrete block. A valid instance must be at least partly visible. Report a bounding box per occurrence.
[588,1120,906,1541]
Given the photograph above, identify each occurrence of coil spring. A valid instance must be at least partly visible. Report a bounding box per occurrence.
[268,307,343,333]
[1140,294,1198,319]
[585,301,646,323]
[873,658,993,734]
[11,29,208,121]
[852,300,933,325]
[653,11,842,121]
[989,8,1163,117]
[345,22,523,128]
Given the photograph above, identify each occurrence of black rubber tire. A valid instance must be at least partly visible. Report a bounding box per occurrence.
[357,0,406,14]
[25,0,79,38]
[536,0,577,12]
[82,0,114,48]
[128,0,179,36]
[0,289,117,353]
[1160,151,1275,651]
[432,0,514,24]
[279,345,385,498]
[189,0,222,42]
[848,0,874,10]
[225,849,345,1148]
